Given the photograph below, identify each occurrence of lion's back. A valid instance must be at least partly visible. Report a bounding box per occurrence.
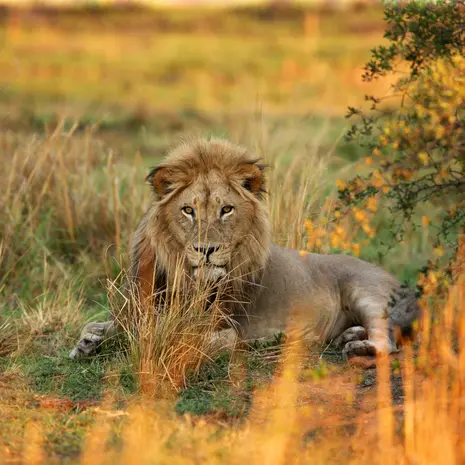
[304,252,400,291]
[248,244,416,340]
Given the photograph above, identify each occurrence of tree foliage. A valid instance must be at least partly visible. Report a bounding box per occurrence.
[340,0,465,295]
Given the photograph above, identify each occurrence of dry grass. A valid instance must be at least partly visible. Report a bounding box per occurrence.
[107,265,237,392]
[11,273,465,465]
[0,113,458,464]
[0,121,149,359]
[0,113,336,355]
[0,316,26,358]
[0,5,387,117]
[0,121,148,260]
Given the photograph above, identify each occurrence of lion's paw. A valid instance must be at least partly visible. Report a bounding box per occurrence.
[342,340,377,359]
[342,338,398,360]
[69,322,112,360]
[333,326,367,349]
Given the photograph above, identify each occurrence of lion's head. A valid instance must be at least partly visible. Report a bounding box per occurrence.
[138,138,271,293]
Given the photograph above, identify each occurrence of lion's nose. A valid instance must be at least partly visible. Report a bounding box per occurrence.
[194,245,219,261]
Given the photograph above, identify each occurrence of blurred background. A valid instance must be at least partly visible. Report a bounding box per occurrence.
[0,0,390,160]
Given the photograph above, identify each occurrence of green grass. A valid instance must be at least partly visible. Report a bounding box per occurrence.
[23,354,106,402]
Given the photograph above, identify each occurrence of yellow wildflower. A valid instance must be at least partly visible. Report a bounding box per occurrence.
[354,210,365,222]
[336,179,347,191]
[367,197,378,212]
[362,223,372,235]
[330,234,341,249]
[418,152,429,165]
[435,126,445,139]
[433,246,444,257]
[372,170,384,188]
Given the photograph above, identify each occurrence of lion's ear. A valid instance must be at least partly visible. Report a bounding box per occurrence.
[146,167,173,197]
[237,164,266,197]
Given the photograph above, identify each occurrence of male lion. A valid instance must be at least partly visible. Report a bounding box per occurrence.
[70,138,420,361]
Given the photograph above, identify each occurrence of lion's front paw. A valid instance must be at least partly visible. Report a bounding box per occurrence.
[69,322,112,360]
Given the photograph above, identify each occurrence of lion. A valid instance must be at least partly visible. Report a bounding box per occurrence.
[70,137,420,361]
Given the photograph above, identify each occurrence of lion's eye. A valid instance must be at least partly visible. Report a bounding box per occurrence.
[221,206,234,216]
[182,206,194,216]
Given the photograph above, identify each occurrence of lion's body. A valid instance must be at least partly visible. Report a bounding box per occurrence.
[240,243,417,347]
[70,138,420,360]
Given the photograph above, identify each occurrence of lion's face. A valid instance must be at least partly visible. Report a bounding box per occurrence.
[146,139,270,283]
[166,171,258,281]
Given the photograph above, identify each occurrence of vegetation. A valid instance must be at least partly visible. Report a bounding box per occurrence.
[342,0,465,294]
[0,1,464,464]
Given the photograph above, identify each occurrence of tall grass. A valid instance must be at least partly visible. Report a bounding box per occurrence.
[2,119,460,464]
[0,121,148,355]
[0,5,385,117]
[108,263,240,393]
[14,270,465,464]
[0,116,334,358]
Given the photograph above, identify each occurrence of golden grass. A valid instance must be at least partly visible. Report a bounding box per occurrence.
[107,266,235,392]
[1,114,461,464]
[0,122,148,359]
[11,272,465,465]
[0,122,148,274]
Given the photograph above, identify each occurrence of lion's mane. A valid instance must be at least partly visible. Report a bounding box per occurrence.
[129,138,271,321]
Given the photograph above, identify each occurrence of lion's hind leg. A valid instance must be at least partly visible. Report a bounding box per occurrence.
[342,339,381,358]
[69,321,116,360]
[342,294,399,360]
[343,284,421,360]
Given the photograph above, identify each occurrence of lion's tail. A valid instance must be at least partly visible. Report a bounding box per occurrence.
[387,285,422,340]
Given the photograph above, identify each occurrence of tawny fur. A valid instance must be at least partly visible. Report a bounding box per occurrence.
[70,137,420,360]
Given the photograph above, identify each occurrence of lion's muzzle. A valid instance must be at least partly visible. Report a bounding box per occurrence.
[188,243,229,282]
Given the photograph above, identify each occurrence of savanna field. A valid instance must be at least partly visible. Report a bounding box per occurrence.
[1,1,464,464]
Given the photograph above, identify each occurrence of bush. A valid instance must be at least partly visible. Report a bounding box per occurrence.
[336,0,465,298]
